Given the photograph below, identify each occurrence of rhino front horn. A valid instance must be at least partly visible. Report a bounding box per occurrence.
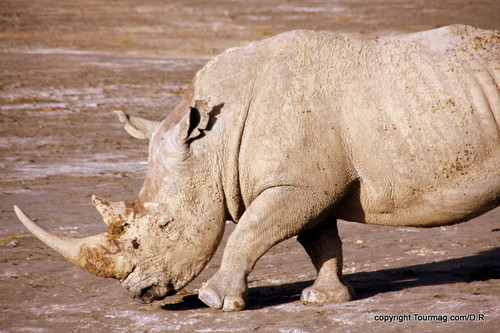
[13,205,134,279]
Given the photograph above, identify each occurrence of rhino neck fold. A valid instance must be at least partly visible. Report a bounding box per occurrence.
[217,94,255,223]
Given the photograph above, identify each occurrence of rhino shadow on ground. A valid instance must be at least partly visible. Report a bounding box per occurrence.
[347,247,500,300]
[162,247,499,311]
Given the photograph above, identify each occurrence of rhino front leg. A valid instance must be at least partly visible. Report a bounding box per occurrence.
[297,220,355,305]
[199,186,329,311]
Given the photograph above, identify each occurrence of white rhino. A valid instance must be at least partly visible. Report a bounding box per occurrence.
[15,24,499,311]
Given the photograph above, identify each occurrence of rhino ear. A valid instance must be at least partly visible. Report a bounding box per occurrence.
[114,110,161,140]
[165,101,222,157]
[180,100,222,143]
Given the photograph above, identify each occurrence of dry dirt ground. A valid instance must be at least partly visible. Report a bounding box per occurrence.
[0,1,499,332]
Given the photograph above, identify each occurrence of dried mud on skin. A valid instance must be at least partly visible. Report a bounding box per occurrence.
[0,1,499,332]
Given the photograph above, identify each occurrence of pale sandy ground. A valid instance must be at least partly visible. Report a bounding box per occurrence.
[0,1,499,332]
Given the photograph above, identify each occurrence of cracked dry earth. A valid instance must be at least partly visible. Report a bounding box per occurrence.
[0,1,499,332]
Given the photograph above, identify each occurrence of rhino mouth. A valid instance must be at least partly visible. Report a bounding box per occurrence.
[133,284,177,303]
[140,283,177,303]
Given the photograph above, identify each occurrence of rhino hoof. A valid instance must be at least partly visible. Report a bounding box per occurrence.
[198,284,246,311]
[198,285,223,309]
[222,296,246,312]
[301,285,354,305]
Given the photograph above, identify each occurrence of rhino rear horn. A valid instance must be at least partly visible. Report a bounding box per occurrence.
[114,110,160,140]
[92,195,128,226]
[13,205,134,279]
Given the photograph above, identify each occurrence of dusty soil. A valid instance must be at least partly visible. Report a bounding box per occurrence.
[0,1,499,332]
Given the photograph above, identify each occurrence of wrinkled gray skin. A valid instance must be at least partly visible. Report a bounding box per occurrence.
[15,25,500,311]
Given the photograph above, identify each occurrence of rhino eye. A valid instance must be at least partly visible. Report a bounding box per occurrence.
[158,217,174,227]
[132,238,140,249]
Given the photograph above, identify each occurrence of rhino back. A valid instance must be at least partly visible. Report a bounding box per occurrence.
[190,26,499,226]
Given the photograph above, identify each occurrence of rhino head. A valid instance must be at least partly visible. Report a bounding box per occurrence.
[14,99,227,303]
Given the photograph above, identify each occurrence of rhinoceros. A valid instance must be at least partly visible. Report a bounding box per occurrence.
[15,24,499,311]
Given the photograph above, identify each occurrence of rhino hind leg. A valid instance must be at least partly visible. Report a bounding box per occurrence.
[297,220,354,305]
